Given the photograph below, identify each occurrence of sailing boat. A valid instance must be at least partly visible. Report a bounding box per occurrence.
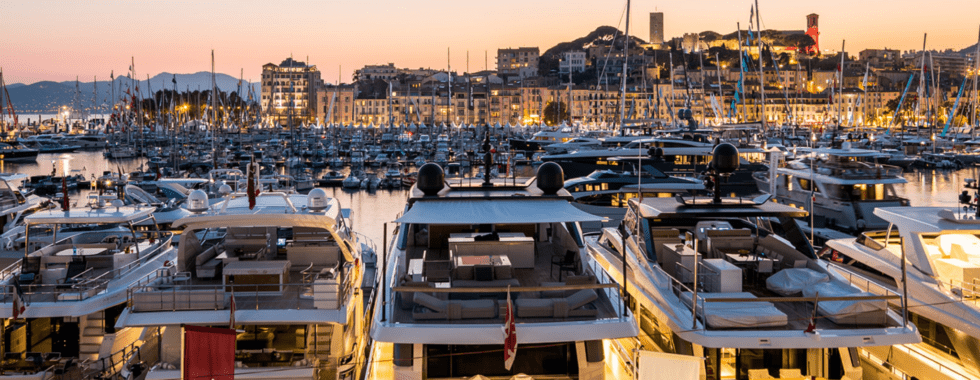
[0,68,20,135]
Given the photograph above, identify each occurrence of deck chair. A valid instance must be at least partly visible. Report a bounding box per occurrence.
[778,368,803,378]
[551,250,577,281]
[19,256,41,285]
[59,258,87,289]
[748,369,775,379]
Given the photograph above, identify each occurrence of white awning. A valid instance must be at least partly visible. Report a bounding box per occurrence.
[394,199,604,225]
[637,351,702,380]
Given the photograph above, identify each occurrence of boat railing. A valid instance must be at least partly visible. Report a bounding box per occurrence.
[78,232,173,287]
[861,344,975,380]
[0,259,22,282]
[812,162,903,179]
[127,264,355,312]
[943,277,980,307]
[829,263,905,300]
[0,235,173,303]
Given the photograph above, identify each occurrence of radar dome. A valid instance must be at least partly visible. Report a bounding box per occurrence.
[647,147,664,158]
[536,162,564,195]
[711,143,740,174]
[417,163,445,196]
[218,184,232,196]
[186,190,209,213]
[308,188,329,211]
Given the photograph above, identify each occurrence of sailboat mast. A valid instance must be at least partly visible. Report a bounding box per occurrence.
[918,34,927,133]
[716,53,723,123]
[698,49,706,126]
[211,50,217,170]
[736,24,747,122]
[447,47,452,126]
[837,40,845,129]
[1,68,5,130]
[668,52,676,126]
[617,0,631,136]
[755,0,766,132]
[972,26,980,133]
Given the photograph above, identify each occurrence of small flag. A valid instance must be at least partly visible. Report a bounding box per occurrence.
[502,286,517,370]
[229,290,236,328]
[12,281,26,319]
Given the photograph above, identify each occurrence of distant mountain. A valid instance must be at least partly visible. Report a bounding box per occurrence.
[542,26,648,59]
[5,72,260,113]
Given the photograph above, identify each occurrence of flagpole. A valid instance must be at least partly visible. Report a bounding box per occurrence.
[754,0,766,132]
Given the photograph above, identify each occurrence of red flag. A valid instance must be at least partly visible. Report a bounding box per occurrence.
[12,283,26,319]
[182,326,235,380]
[61,176,69,212]
[502,286,517,370]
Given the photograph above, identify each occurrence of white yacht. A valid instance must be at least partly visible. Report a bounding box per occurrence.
[563,167,704,232]
[0,200,175,378]
[115,189,376,380]
[368,162,638,379]
[753,147,908,233]
[587,144,920,380]
[543,137,768,195]
[509,126,576,151]
[0,174,50,233]
[824,205,980,380]
[543,137,602,155]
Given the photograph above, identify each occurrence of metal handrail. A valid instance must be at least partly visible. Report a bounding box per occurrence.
[0,260,22,282]
[129,266,358,312]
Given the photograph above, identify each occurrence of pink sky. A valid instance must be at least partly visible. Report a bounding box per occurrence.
[3,0,978,85]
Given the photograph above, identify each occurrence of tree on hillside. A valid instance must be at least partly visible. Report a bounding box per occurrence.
[885,93,917,124]
[539,56,560,77]
[542,101,568,126]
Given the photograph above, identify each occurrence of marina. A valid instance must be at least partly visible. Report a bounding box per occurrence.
[0,132,972,380]
[4,0,980,378]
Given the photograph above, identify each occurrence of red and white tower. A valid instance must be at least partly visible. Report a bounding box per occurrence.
[805,14,820,54]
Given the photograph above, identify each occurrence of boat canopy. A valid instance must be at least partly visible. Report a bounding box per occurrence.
[25,206,156,225]
[395,199,604,225]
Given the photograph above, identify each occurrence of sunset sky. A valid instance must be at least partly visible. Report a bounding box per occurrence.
[2,0,978,85]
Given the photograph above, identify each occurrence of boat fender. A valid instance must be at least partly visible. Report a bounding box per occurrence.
[856,219,866,230]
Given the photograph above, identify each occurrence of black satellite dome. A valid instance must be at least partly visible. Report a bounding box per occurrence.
[712,143,740,174]
[417,163,445,196]
[536,162,564,195]
[647,147,664,158]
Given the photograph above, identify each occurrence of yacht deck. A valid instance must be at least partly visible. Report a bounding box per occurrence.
[388,240,624,325]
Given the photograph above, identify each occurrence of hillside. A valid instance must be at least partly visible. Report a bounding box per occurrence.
[542,26,648,59]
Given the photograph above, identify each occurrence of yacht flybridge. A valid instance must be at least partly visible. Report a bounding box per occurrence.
[115,189,376,380]
[0,199,175,378]
[753,146,908,233]
[368,158,637,379]
[587,143,920,380]
[825,204,980,380]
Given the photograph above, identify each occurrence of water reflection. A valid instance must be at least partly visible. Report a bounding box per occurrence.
[1,152,973,254]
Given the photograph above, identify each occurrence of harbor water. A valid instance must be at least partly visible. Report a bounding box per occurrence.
[2,150,977,248]
[0,151,411,250]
